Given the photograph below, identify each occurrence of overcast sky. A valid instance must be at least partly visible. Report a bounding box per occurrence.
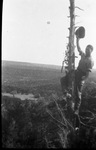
[2,0,96,68]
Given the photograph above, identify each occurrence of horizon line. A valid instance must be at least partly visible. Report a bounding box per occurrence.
[2,59,62,67]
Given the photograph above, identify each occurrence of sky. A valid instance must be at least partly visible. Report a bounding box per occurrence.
[2,0,96,68]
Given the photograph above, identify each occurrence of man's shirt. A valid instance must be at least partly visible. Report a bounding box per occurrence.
[77,51,94,73]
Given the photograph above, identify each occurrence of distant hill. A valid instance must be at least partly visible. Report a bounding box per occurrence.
[2,60,63,88]
[2,60,96,95]
[2,60,61,70]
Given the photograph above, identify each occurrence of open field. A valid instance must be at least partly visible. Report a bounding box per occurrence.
[2,60,62,94]
[2,60,96,94]
[2,60,96,148]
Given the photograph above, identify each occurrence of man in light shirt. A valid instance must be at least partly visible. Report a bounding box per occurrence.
[74,37,94,114]
[60,36,94,115]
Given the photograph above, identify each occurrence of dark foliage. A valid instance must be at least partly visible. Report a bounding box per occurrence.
[2,96,64,148]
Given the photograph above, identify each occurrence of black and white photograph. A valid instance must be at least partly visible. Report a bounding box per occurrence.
[2,0,96,148]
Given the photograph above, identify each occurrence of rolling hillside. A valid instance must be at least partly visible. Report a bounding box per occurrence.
[2,60,96,93]
[2,60,62,81]
[2,60,63,94]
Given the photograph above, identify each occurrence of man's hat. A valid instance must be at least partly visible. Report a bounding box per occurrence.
[75,26,85,38]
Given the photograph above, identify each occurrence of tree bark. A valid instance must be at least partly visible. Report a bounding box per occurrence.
[68,0,75,91]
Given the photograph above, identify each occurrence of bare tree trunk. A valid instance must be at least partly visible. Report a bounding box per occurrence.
[68,0,75,93]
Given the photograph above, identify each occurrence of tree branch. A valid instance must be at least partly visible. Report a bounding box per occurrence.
[46,108,67,128]
[75,6,84,11]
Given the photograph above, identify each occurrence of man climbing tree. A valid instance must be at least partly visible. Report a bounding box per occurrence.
[60,0,94,130]
[74,30,94,115]
[60,27,94,116]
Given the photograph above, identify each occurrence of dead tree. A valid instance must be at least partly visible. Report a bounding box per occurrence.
[61,0,84,100]
[68,0,75,102]
[68,0,75,72]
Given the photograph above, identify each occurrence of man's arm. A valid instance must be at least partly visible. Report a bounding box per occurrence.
[76,37,83,55]
[82,71,89,80]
